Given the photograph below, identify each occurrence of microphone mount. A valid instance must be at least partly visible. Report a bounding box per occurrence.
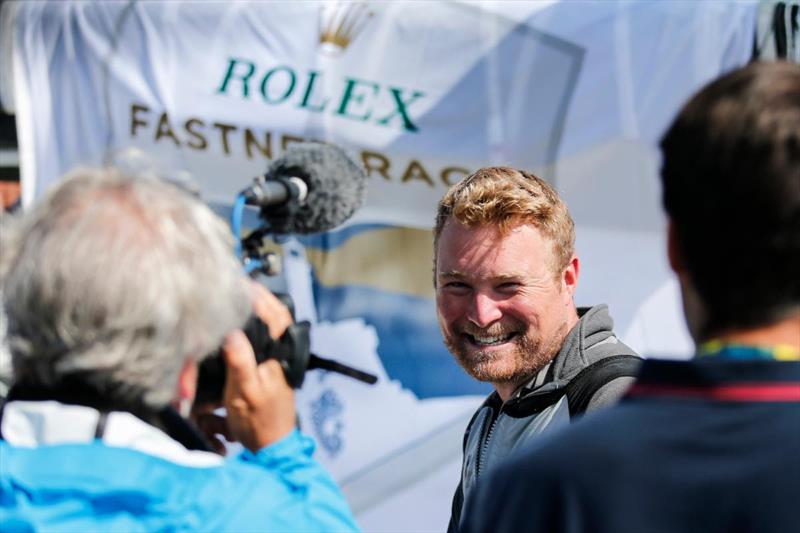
[242,173,309,235]
[197,143,377,402]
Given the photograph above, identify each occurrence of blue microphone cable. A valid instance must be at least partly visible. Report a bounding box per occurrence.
[231,192,248,261]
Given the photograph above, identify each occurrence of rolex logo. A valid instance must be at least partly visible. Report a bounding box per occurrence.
[319,2,373,56]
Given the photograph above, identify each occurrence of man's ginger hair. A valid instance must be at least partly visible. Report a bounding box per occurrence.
[434,167,575,278]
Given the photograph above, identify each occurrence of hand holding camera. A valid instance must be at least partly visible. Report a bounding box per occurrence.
[194,282,295,453]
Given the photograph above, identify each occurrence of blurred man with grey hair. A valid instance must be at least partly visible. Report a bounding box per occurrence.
[0,165,358,531]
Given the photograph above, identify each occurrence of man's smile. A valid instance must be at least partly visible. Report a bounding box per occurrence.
[464,331,519,347]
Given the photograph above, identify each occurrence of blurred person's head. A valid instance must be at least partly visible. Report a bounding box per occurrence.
[1,164,251,411]
[433,167,579,397]
[660,61,800,340]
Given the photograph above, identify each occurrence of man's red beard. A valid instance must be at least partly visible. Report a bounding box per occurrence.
[443,319,570,386]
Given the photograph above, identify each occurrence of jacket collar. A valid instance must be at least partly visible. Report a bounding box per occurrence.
[1,400,223,466]
[626,358,800,402]
[547,305,617,382]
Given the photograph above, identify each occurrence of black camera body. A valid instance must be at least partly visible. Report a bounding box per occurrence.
[195,315,311,404]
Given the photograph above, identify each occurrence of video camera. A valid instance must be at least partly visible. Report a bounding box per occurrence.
[195,142,377,404]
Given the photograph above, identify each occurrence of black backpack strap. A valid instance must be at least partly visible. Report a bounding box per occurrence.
[565,354,642,417]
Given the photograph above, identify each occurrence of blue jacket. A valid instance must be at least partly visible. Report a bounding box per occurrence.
[461,357,800,533]
[0,401,359,532]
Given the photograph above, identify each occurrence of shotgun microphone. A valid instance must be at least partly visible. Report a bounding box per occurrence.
[242,142,367,235]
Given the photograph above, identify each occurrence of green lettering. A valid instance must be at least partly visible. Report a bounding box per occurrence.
[217,58,256,97]
[260,66,296,104]
[336,78,379,121]
[377,88,425,132]
[299,71,329,112]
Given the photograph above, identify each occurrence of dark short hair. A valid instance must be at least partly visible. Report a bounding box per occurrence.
[660,61,800,333]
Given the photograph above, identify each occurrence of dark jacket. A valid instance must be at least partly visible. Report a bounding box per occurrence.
[448,305,640,532]
[462,358,800,533]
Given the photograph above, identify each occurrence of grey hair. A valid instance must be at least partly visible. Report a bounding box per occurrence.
[1,165,251,409]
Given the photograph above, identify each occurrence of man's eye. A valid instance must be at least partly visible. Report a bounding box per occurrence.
[497,282,521,291]
[443,281,470,290]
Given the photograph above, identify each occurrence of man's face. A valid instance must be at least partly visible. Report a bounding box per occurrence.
[435,220,578,389]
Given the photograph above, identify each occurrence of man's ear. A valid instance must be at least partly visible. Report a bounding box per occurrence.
[667,220,685,275]
[177,358,198,406]
[562,255,579,297]
[667,219,707,342]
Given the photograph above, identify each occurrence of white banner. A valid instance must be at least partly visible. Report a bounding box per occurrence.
[1,1,756,530]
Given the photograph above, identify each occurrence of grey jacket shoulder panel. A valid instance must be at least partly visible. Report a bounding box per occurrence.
[549,305,638,384]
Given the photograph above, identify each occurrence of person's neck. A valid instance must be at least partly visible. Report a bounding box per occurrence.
[495,381,523,403]
[702,313,800,350]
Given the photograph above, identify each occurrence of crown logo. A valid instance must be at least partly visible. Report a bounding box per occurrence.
[319,2,373,56]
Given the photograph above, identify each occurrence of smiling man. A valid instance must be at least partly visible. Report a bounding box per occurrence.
[434,167,641,532]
